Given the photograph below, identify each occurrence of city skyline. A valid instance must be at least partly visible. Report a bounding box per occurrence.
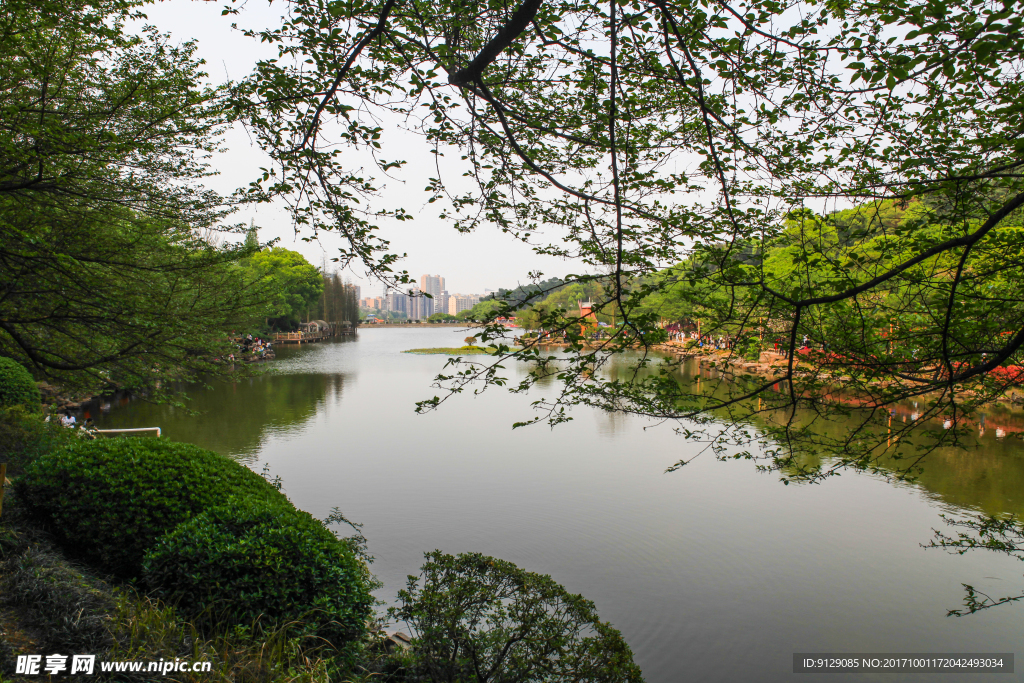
[360,274,488,317]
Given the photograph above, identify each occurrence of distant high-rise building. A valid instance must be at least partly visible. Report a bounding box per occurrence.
[448,294,481,315]
[406,286,433,320]
[386,290,408,314]
[360,295,385,310]
[420,274,445,300]
[419,274,445,315]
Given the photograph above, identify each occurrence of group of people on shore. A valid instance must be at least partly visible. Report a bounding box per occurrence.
[228,334,274,362]
[46,412,95,432]
[666,327,830,359]
[668,330,737,351]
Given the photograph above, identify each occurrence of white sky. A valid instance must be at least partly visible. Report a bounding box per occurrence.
[134,0,582,295]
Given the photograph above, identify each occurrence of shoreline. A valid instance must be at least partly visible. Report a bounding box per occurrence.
[521,338,1024,408]
[360,322,485,328]
[38,353,277,414]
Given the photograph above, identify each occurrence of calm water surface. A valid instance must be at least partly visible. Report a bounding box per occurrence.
[93,328,1024,682]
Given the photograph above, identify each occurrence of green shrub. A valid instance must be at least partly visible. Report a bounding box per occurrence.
[0,357,40,410]
[142,499,374,666]
[736,336,763,362]
[0,406,78,476]
[14,438,288,578]
[391,551,644,683]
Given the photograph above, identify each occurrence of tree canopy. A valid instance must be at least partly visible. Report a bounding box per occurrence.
[0,0,265,397]
[245,247,324,330]
[230,0,1024,478]
[390,551,644,682]
[312,271,361,327]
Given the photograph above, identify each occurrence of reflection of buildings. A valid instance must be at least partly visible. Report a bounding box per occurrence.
[596,408,631,437]
[676,354,1024,517]
[757,376,1024,438]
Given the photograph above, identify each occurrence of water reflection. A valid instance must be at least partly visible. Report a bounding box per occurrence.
[661,355,1024,518]
[595,408,633,437]
[92,330,1024,682]
[93,341,1024,521]
[92,369,347,461]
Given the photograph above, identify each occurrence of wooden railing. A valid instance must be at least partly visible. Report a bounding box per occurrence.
[273,331,334,343]
[96,427,162,437]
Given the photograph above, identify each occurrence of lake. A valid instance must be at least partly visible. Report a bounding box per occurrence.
[91,327,1024,681]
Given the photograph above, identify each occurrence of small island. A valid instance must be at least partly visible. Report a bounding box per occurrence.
[404,345,492,355]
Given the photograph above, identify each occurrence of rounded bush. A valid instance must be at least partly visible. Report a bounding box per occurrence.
[142,499,374,661]
[0,357,40,410]
[14,438,288,578]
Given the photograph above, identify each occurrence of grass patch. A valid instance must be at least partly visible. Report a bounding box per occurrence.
[403,345,492,355]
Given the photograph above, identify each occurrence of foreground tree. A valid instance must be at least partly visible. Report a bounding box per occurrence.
[390,551,644,683]
[0,0,265,397]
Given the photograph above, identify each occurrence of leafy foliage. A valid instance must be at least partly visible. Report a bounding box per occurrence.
[0,510,122,660]
[0,543,117,656]
[142,499,375,665]
[928,514,1024,616]
[457,299,505,321]
[0,406,76,476]
[485,277,569,307]
[245,248,324,331]
[390,551,644,683]
[0,357,40,410]
[403,346,491,354]
[230,0,1024,480]
[311,271,360,326]
[0,0,266,398]
[0,500,369,683]
[14,438,288,578]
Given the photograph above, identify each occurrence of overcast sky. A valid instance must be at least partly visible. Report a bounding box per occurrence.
[134,1,582,296]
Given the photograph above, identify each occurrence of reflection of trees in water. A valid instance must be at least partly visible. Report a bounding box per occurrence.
[779,409,1024,518]
[95,373,347,461]
[595,408,632,437]
[683,360,1024,518]
[608,353,1024,520]
[911,440,1024,518]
